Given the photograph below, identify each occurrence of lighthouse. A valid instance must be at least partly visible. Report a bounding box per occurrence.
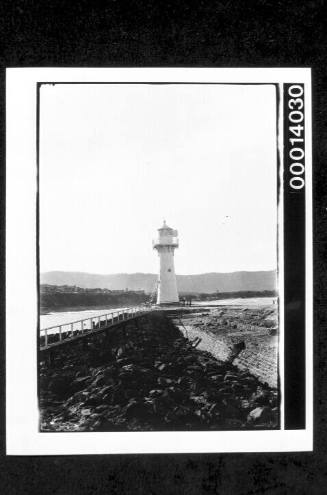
[153,221,179,305]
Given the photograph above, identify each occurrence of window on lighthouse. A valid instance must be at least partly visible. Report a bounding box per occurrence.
[168,269,171,272]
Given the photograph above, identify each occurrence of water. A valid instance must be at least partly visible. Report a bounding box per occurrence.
[40,306,132,332]
[194,297,277,308]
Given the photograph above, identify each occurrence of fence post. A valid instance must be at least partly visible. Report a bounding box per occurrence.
[44,329,48,347]
[59,326,62,341]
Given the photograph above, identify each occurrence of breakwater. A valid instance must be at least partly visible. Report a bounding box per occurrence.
[39,311,279,432]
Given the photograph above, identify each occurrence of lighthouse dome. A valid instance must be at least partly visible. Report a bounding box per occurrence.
[158,220,177,236]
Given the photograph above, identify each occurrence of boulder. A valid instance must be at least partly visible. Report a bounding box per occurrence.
[125,400,153,419]
[252,389,271,406]
[95,405,108,413]
[247,406,272,423]
[92,374,106,387]
[80,408,92,416]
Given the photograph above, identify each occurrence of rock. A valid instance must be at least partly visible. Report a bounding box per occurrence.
[191,395,210,406]
[241,377,257,389]
[186,365,203,373]
[93,368,105,377]
[253,390,271,406]
[231,383,245,394]
[149,389,164,397]
[155,362,167,371]
[48,376,72,396]
[224,373,239,381]
[125,400,153,419]
[98,385,114,396]
[122,364,136,373]
[217,385,233,395]
[221,401,242,419]
[80,408,92,416]
[116,358,131,366]
[84,396,101,407]
[92,374,106,387]
[270,407,279,425]
[157,377,174,386]
[40,311,279,432]
[74,375,92,383]
[116,347,125,358]
[89,420,102,431]
[247,406,272,423]
[269,396,279,408]
[208,375,224,385]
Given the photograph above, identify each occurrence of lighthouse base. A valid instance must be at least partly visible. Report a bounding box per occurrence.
[156,301,180,307]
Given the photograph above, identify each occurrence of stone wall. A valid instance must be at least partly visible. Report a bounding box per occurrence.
[178,324,278,388]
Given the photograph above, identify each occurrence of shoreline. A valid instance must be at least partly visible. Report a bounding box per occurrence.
[41,295,276,315]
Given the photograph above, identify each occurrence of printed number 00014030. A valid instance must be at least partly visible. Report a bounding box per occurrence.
[287,84,305,190]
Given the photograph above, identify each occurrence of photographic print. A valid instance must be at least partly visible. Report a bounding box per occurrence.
[6,68,312,454]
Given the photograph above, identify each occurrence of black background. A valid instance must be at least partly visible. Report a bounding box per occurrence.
[283,84,306,430]
[1,1,326,493]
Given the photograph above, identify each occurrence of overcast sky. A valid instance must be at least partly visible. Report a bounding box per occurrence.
[39,83,277,275]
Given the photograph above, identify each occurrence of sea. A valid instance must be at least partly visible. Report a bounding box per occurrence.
[40,306,131,332]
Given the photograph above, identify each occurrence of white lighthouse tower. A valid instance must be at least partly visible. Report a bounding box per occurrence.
[153,221,179,305]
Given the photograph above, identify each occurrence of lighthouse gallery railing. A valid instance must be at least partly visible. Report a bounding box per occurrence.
[152,236,179,247]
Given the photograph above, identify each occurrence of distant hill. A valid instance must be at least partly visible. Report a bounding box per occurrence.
[41,270,276,293]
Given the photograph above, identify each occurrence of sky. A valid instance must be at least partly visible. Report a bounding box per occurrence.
[39,83,277,275]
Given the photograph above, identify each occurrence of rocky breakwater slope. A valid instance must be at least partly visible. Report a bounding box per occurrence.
[39,312,279,432]
[175,303,279,388]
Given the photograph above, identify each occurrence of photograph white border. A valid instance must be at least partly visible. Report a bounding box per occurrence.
[6,68,312,454]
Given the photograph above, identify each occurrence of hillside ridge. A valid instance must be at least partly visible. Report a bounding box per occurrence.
[41,270,276,293]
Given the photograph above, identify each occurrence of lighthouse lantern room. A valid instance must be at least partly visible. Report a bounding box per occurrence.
[153,221,179,305]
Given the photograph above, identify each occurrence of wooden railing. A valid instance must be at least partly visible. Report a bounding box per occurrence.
[40,306,152,350]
